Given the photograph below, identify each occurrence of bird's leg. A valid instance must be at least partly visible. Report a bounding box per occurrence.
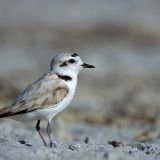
[36,120,47,146]
[47,121,53,148]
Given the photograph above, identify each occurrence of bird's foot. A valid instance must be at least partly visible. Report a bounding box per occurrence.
[49,140,57,148]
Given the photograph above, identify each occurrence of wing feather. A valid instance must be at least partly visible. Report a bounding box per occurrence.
[0,71,68,117]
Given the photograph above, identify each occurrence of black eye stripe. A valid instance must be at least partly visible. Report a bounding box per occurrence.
[60,61,67,67]
[69,59,76,63]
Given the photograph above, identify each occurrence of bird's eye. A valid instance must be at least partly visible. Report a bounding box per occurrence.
[69,59,76,63]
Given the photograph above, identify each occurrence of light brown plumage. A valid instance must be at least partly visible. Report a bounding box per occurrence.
[0,71,68,117]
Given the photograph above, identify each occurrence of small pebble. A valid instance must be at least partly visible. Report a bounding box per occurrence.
[18,139,26,145]
[26,143,32,147]
[145,151,150,154]
[103,152,109,158]
[136,143,145,151]
[108,140,122,148]
[18,139,32,147]
[84,137,89,144]
[67,144,77,151]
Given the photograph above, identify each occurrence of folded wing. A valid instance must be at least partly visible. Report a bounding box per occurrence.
[0,72,68,118]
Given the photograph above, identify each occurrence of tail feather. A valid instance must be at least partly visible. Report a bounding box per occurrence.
[0,106,12,118]
[0,106,29,118]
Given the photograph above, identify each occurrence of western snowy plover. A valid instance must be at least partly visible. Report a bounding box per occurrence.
[0,53,95,147]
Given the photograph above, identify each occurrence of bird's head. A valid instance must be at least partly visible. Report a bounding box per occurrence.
[50,53,95,76]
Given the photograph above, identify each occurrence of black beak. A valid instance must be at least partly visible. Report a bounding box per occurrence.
[81,63,95,68]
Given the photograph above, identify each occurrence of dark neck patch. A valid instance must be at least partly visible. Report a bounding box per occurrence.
[57,74,72,81]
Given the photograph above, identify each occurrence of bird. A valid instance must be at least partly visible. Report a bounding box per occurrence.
[0,52,95,147]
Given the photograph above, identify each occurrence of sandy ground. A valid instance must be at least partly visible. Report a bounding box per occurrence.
[1,139,160,160]
[0,120,160,160]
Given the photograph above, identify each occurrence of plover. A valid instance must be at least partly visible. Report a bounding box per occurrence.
[0,53,95,147]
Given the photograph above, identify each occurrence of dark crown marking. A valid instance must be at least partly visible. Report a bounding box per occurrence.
[57,74,72,81]
[71,53,78,57]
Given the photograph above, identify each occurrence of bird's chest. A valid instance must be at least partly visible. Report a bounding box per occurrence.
[45,80,77,119]
[56,80,77,110]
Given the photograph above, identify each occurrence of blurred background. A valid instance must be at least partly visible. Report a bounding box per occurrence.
[0,0,160,144]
